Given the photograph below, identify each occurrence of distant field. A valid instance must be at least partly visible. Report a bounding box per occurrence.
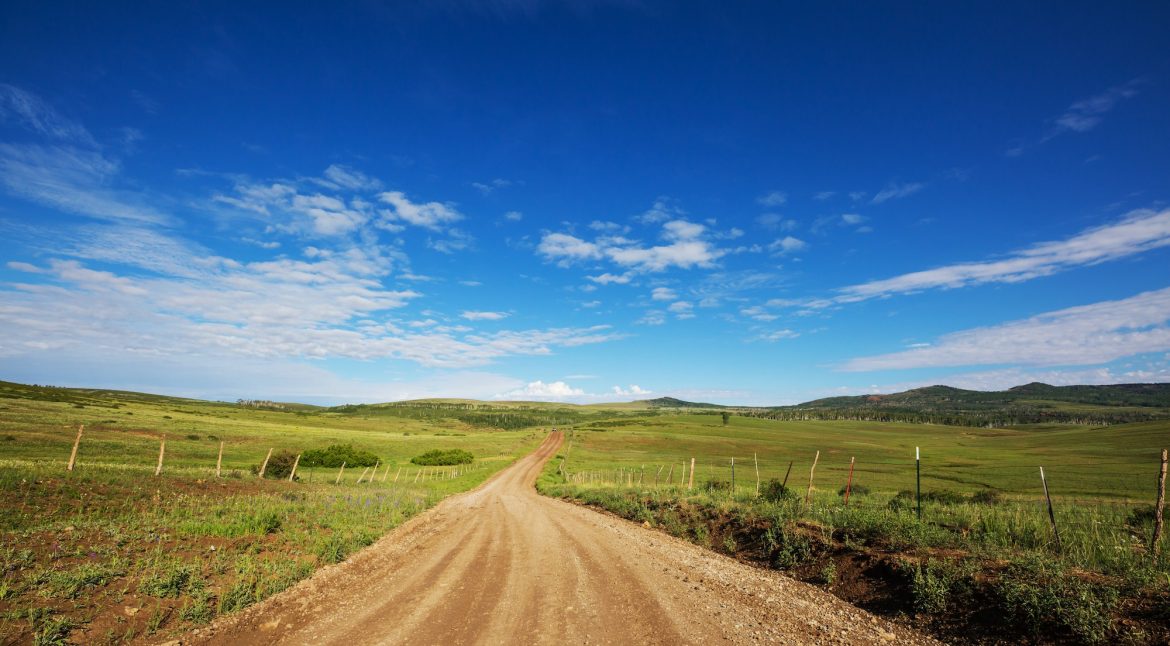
[566,414,1168,500]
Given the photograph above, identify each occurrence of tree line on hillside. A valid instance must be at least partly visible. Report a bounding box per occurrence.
[740,406,1166,427]
[329,402,656,430]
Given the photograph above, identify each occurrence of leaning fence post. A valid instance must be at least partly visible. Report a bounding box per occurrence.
[1040,466,1061,552]
[754,452,760,497]
[782,460,793,489]
[357,467,370,484]
[1153,448,1167,554]
[655,465,663,488]
[844,456,856,506]
[258,448,273,478]
[393,467,402,483]
[803,450,820,510]
[216,441,224,478]
[667,464,674,486]
[336,462,346,484]
[155,436,166,477]
[66,424,84,472]
[915,447,922,521]
[288,454,301,482]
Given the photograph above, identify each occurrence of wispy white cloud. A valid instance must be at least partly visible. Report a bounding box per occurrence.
[1051,80,1142,136]
[0,227,621,369]
[757,329,799,342]
[755,213,798,231]
[740,306,778,321]
[0,144,173,225]
[321,164,383,191]
[651,286,677,301]
[379,190,464,231]
[635,196,685,224]
[611,384,650,396]
[498,379,583,399]
[494,379,651,403]
[539,213,725,273]
[842,287,1170,371]
[0,84,96,146]
[504,210,523,221]
[767,236,806,255]
[587,272,632,285]
[871,182,924,204]
[1009,80,1144,156]
[756,190,787,207]
[471,178,513,195]
[783,208,1170,310]
[461,310,509,321]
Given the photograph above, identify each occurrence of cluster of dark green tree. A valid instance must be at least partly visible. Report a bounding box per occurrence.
[741,406,1165,427]
[299,443,380,468]
[410,449,474,465]
[329,401,647,430]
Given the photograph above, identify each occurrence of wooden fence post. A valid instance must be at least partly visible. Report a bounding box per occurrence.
[371,461,380,483]
[730,457,736,494]
[655,465,663,487]
[357,467,370,484]
[66,425,84,472]
[916,447,922,521]
[803,450,820,509]
[1152,448,1167,554]
[688,457,695,490]
[393,467,402,483]
[258,448,273,478]
[288,454,301,482]
[336,462,346,484]
[667,464,674,485]
[1040,466,1061,552]
[216,441,224,478]
[843,457,856,506]
[754,452,760,497]
[154,436,166,476]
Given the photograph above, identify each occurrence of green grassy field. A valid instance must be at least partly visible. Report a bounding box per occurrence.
[564,414,1168,500]
[3,379,1168,645]
[0,383,543,645]
[541,414,1170,644]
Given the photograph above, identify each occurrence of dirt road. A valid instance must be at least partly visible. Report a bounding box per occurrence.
[186,432,939,645]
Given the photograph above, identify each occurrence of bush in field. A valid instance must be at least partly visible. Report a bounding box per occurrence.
[702,479,731,492]
[969,489,1003,505]
[761,478,796,502]
[888,489,915,512]
[922,489,966,505]
[253,449,299,479]
[410,449,474,466]
[837,483,871,497]
[300,443,379,468]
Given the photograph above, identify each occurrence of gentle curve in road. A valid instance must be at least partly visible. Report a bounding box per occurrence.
[185,431,939,645]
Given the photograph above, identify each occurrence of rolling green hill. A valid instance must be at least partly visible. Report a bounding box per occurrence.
[751,382,1170,427]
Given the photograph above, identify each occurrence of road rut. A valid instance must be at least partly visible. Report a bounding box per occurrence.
[185,432,940,645]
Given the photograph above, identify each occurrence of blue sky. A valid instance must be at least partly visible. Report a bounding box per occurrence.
[2,1,1169,405]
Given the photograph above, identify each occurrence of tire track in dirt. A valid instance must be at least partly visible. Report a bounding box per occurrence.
[183,432,941,645]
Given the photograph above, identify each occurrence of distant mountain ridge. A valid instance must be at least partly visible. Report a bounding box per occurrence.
[793,382,1170,409]
[636,396,725,409]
